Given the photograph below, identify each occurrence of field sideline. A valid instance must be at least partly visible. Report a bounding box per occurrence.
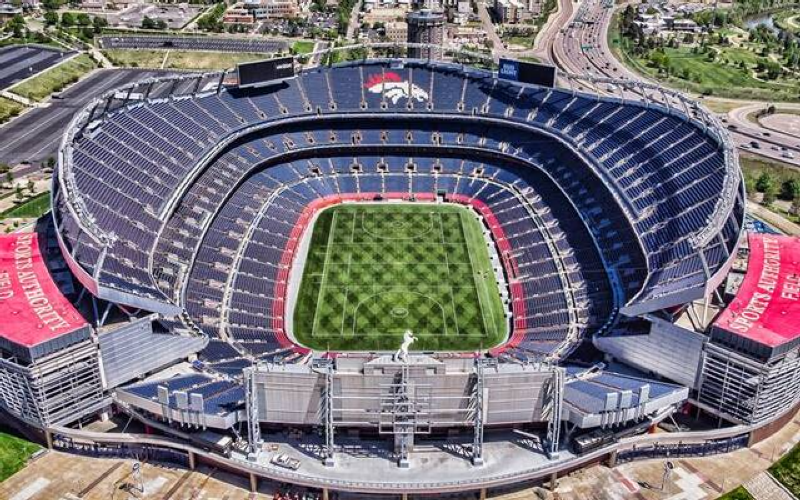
[293,203,507,352]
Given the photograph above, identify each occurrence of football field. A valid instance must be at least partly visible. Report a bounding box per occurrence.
[292,203,507,352]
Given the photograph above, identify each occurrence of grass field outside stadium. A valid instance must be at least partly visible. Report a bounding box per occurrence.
[293,203,507,352]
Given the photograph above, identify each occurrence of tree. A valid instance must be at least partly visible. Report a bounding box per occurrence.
[61,12,75,26]
[77,12,91,26]
[756,172,774,193]
[26,179,35,194]
[781,178,800,201]
[44,11,59,25]
[5,171,13,186]
[762,184,777,206]
[93,15,107,33]
[141,16,155,29]
[15,185,22,201]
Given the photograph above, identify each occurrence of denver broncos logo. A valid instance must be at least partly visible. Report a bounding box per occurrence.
[364,72,429,104]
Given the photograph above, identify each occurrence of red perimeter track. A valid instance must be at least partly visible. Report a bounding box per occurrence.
[714,233,800,348]
[0,233,88,348]
[270,193,526,355]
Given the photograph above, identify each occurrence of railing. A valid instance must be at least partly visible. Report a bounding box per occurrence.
[46,413,767,495]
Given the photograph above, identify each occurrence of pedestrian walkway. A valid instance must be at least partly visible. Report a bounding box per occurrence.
[744,472,797,500]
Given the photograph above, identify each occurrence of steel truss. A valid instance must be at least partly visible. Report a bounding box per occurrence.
[244,366,261,460]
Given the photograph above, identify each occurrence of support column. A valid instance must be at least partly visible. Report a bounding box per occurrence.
[479,487,487,500]
[244,367,262,461]
[188,450,196,470]
[249,473,258,493]
[322,488,329,500]
[607,449,618,468]
[44,429,53,450]
[548,471,558,490]
[472,359,490,466]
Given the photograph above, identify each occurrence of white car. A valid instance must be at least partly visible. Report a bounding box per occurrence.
[271,454,301,470]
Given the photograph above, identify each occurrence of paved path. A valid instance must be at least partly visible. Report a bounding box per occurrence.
[744,472,797,500]
[477,0,505,61]
[345,0,363,41]
[748,203,800,237]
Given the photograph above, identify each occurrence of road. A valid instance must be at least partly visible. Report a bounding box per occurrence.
[345,0,363,41]
[531,0,574,63]
[477,0,506,60]
[547,0,800,167]
[0,69,175,173]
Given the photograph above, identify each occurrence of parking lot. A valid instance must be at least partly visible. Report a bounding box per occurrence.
[99,34,287,53]
[0,45,75,91]
[0,68,177,171]
[108,3,205,29]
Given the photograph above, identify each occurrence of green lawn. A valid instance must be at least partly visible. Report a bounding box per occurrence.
[1,193,51,220]
[10,54,96,102]
[716,486,754,500]
[608,12,800,101]
[0,97,24,125]
[0,431,40,482]
[103,49,268,70]
[770,442,800,497]
[293,203,507,352]
[292,41,315,55]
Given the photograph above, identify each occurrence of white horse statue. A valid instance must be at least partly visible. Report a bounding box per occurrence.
[395,330,417,364]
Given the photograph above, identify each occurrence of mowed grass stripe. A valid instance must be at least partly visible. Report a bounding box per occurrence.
[293,203,507,351]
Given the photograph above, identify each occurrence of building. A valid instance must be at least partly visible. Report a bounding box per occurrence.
[384,20,408,42]
[5,51,798,496]
[406,9,444,58]
[0,3,22,22]
[363,7,409,24]
[223,7,255,25]
[494,0,525,23]
[245,0,299,19]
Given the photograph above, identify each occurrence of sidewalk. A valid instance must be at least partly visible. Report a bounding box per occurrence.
[538,409,800,499]
[749,203,800,237]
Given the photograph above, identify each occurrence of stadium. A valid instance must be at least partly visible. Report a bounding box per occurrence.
[1,43,798,496]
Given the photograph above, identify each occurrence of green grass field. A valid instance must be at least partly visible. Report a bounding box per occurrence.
[0,96,24,125]
[103,49,271,70]
[1,193,51,220]
[10,54,96,102]
[293,203,507,352]
[716,486,754,500]
[770,442,800,497]
[0,431,40,482]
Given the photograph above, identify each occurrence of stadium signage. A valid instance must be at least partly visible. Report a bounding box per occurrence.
[364,72,429,104]
[497,58,558,88]
[723,235,800,336]
[237,57,296,89]
[719,235,800,345]
[0,234,73,332]
[498,59,519,80]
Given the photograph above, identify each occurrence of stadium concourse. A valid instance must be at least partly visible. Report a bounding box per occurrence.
[0,48,799,494]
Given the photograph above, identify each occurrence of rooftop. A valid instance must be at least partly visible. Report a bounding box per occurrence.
[713,233,800,348]
[0,233,88,348]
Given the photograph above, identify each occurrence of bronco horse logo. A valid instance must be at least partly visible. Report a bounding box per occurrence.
[364,72,429,104]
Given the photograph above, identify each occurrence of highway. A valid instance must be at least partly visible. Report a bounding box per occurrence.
[541,0,800,167]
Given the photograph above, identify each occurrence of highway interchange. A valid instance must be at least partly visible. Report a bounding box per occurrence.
[534,0,800,167]
[1,3,799,173]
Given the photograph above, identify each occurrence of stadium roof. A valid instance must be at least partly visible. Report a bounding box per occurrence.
[0,233,88,348]
[714,233,800,348]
